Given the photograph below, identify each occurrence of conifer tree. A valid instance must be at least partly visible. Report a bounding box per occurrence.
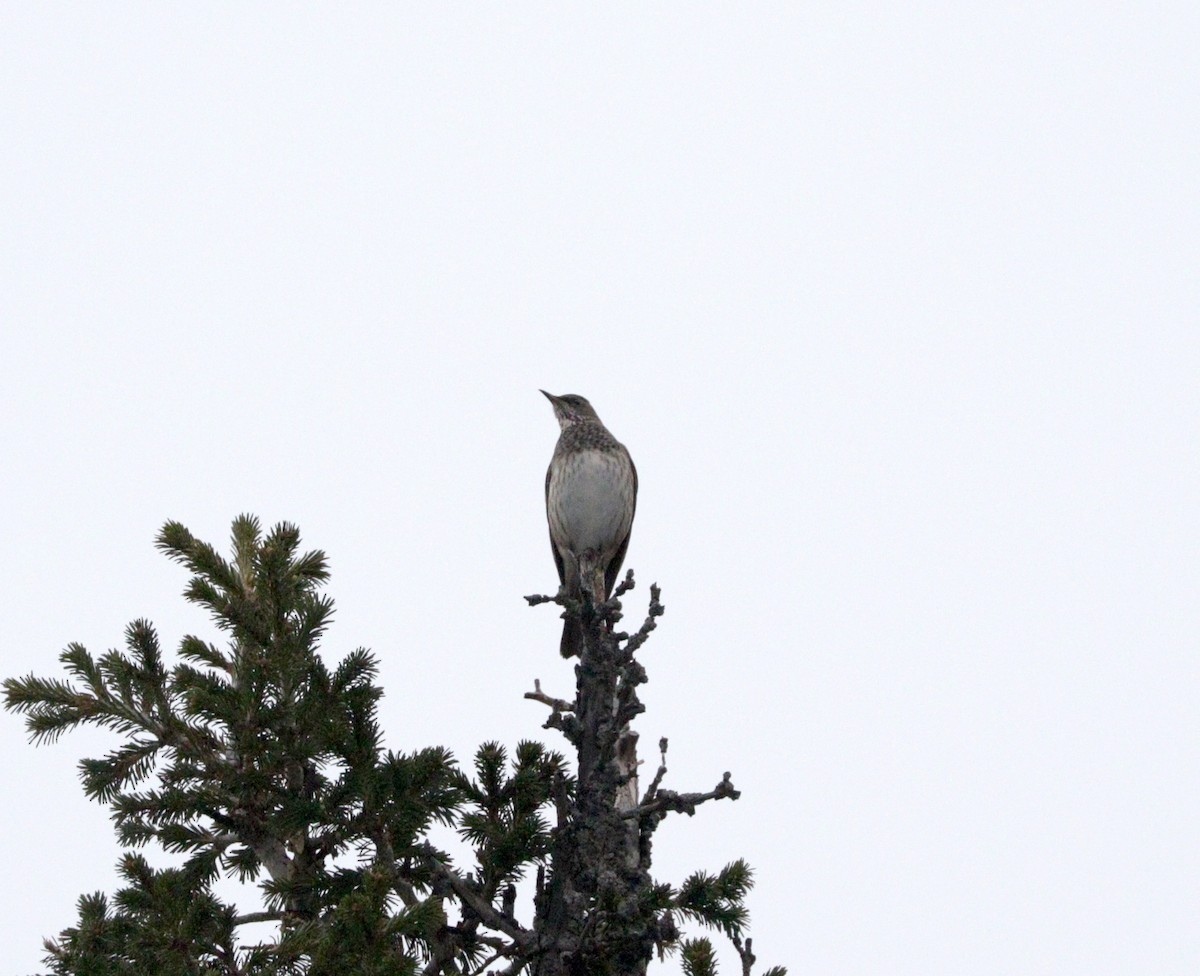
[4,516,783,975]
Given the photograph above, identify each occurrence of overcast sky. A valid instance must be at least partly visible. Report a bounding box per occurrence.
[2,5,1197,975]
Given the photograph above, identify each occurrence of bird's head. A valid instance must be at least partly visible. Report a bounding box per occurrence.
[541,391,601,429]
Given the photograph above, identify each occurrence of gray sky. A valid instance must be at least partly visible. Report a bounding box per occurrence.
[2,5,1196,974]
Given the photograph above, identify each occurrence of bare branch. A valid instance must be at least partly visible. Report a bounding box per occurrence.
[487,958,529,976]
[523,679,574,713]
[466,940,519,976]
[623,772,741,819]
[232,910,285,926]
[420,845,531,948]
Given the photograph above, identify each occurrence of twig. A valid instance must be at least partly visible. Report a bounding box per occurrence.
[623,584,664,655]
[732,935,755,975]
[523,586,578,610]
[641,737,669,804]
[612,569,636,598]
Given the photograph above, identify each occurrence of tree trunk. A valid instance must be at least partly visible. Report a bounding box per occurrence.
[530,613,655,976]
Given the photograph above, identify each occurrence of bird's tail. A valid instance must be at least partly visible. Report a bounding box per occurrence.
[559,616,583,658]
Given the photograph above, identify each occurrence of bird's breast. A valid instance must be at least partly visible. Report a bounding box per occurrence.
[548,449,635,555]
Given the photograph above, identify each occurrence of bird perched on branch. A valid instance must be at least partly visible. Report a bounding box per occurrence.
[542,391,638,657]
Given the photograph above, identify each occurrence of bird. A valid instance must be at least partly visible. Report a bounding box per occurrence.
[542,391,638,657]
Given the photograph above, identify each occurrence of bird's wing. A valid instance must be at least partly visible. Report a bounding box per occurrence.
[546,461,566,584]
[604,452,637,598]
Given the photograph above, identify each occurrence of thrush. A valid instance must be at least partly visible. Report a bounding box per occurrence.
[542,391,638,658]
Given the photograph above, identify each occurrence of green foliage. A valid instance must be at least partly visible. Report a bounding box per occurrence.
[680,938,718,976]
[674,859,753,939]
[41,856,237,976]
[456,740,567,891]
[679,934,788,976]
[4,516,461,973]
[659,861,786,976]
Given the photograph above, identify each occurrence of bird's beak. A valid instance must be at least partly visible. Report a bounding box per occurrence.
[540,389,560,406]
